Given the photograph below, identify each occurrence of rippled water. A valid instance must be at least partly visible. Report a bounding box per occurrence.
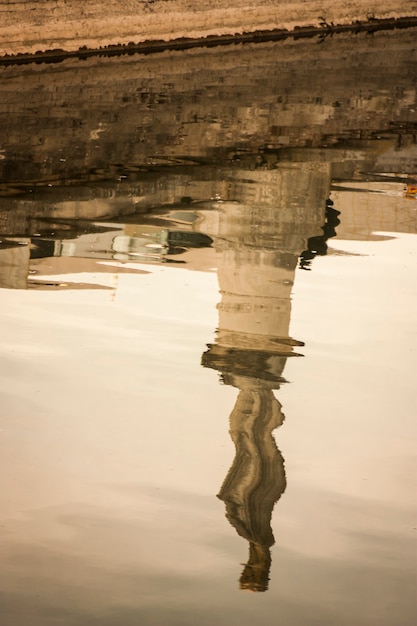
[1,29,416,626]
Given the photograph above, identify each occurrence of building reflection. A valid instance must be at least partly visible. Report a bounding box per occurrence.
[1,146,416,290]
[0,143,415,588]
[201,163,328,591]
[198,163,416,590]
[0,153,329,590]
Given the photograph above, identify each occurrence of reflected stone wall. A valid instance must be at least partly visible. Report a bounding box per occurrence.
[1,29,416,187]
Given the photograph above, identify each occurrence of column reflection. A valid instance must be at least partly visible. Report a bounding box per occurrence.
[202,164,328,591]
[217,383,286,592]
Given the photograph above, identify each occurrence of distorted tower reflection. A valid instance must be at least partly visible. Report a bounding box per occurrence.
[202,163,328,591]
[217,383,287,592]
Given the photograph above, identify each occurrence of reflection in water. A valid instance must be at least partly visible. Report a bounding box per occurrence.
[217,386,286,592]
[0,29,416,622]
[201,162,327,590]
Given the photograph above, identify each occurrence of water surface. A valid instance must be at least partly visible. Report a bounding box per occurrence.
[0,29,416,626]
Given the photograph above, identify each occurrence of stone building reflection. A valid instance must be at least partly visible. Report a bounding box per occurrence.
[201,163,328,591]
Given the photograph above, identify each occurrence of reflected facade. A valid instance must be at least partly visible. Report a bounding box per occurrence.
[0,26,416,624]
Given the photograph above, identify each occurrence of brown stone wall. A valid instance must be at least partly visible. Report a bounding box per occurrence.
[1,29,415,188]
[0,0,416,56]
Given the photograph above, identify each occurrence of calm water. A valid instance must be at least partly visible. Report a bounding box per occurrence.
[1,30,416,626]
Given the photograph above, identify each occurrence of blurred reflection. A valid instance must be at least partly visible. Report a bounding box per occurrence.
[0,216,213,289]
[0,31,416,623]
[216,384,286,592]
[201,163,328,591]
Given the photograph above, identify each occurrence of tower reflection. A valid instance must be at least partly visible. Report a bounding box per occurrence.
[202,164,328,591]
[216,382,287,592]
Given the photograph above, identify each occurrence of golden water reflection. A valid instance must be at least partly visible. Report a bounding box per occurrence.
[217,387,286,592]
[0,29,416,623]
[199,161,329,590]
[1,156,416,597]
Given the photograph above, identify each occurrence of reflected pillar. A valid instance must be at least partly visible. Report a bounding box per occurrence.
[218,382,286,592]
[202,254,298,592]
[201,164,328,591]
